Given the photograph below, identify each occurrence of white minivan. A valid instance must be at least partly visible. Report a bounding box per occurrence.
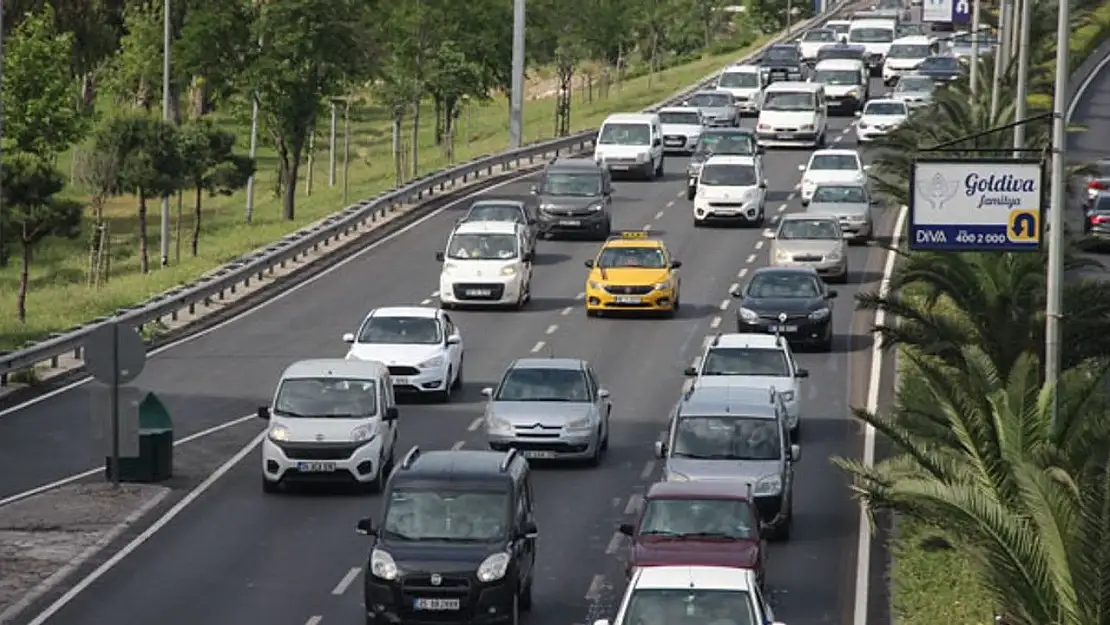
[848,18,897,75]
[755,82,827,148]
[259,358,399,493]
[594,113,665,180]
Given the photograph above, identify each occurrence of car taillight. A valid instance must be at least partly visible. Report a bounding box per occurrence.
[1091,215,1109,224]
[1089,180,1105,190]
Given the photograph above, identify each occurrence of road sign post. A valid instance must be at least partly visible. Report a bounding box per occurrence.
[84,322,147,486]
[951,0,970,24]
[909,158,1045,252]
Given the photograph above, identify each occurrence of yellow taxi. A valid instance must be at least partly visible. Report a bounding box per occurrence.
[584,231,682,317]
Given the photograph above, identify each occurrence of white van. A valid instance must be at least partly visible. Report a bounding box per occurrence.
[594,113,665,180]
[755,82,827,148]
[811,59,869,114]
[882,35,938,85]
[436,220,533,309]
[848,18,897,75]
[716,64,764,115]
[259,358,399,493]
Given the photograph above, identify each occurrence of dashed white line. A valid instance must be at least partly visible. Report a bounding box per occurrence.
[431,291,439,297]
[841,128,851,135]
[746,254,757,263]
[787,192,796,200]
[676,191,684,198]
[793,183,801,190]
[640,460,657,480]
[586,574,606,600]
[754,240,764,250]
[738,268,748,278]
[642,223,652,231]
[624,494,644,515]
[777,205,787,213]
[655,210,665,219]
[451,440,466,450]
[332,567,361,595]
[561,306,573,316]
[305,617,323,625]
[420,298,432,305]
[666,200,676,208]
[778,203,788,211]
[468,417,483,431]
[545,324,558,334]
[605,532,624,555]
[718,300,730,311]
[531,341,545,353]
[728,282,739,292]
[710,316,722,329]
[575,292,586,300]
[833,136,842,143]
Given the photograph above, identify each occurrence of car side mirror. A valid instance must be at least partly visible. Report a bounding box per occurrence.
[683,366,698,376]
[654,440,667,458]
[795,368,809,378]
[356,517,374,535]
[584,259,595,268]
[863,164,871,171]
[520,520,539,539]
[854,110,862,117]
[384,406,399,421]
[790,444,801,462]
[619,522,635,536]
[670,260,683,269]
[759,181,767,189]
[797,164,806,171]
[652,138,662,147]
[530,185,538,195]
[598,389,611,400]
[762,230,776,239]
[447,334,462,345]
[827,290,838,299]
[757,145,765,154]
[481,387,494,398]
[730,287,743,297]
[257,406,270,420]
[435,251,445,261]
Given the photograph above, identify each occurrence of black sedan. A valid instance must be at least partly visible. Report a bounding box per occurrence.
[915,56,962,82]
[729,266,837,351]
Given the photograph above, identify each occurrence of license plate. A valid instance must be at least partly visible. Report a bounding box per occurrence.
[465,288,492,296]
[391,376,412,385]
[768,325,798,333]
[615,295,642,304]
[559,220,581,226]
[522,450,556,459]
[414,598,461,611]
[296,462,336,472]
[777,134,794,140]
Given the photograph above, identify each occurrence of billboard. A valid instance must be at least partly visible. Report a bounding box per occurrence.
[922,0,952,22]
[909,159,1045,252]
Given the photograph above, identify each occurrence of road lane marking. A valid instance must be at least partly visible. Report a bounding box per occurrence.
[754,240,763,250]
[655,210,665,219]
[530,341,545,353]
[746,254,756,263]
[853,205,908,625]
[728,283,739,292]
[794,183,801,190]
[332,567,361,595]
[576,292,585,300]
[451,440,466,450]
[841,128,851,135]
[676,191,683,197]
[420,298,432,305]
[585,574,606,600]
[624,494,643,515]
[545,324,558,334]
[709,316,721,329]
[778,203,788,211]
[605,532,623,555]
[431,290,439,297]
[305,617,323,625]
[738,268,748,278]
[640,460,656,480]
[561,306,573,316]
[468,417,483,431]
[833,136,842,143]
[718,300,729,311]
[642,223,652,231]
[787,192,796,200]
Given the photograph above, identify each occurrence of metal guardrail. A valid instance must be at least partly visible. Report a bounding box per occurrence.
[0,10,846,386]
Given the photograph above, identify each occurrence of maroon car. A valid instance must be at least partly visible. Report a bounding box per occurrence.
[618,480,767,587]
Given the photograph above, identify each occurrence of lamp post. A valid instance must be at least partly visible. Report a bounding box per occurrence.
[1045,0,1070,421]
[508,0,525,149]
[160,0,172,267]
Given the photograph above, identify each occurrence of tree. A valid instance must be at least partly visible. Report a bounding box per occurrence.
[178,121,255,256]
[239,0,373,220]
[72,147,122,286]
[1,153,83,322]
[101,1,164,112]
[93,115,186,274]
[174,0,256,115]
[2,4,88,159]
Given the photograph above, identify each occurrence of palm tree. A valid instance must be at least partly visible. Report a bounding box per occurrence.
[835,347,1110,625]
[856,249,1110,376]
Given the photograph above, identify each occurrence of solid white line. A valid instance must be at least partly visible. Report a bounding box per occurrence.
[852,205,907,625]
[531,341,545,353]
[640,460,656,480]
[467,417,483,432]
[624,493,643,515]
[545,324,558,335]
[709,316,721,329]
[718,300,729,311]
[1068,50,1110,121]
[560,306,573,316]
[332,567,361,595]
[24,429,268,625]
[605,532,623,555]
[585,574,605,600]
[745,254,756,263]
[451,440,465,450]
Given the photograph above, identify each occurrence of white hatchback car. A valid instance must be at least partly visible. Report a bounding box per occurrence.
[856,98,908,142]
[693,155,767,227]
[593,566,785,625]
[343,306,465,402]
[437,220,533,309]
[798,149,868,205]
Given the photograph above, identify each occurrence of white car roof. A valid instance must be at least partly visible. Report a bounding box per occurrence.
[810,148,861,158]
[369,306,440,319]
[658,106,699,114]
[712,333,784,350]
[892,35,934,45]
[764,81,821,93]
[281,358,388,379]
[851,19,895,28]
[452,220,520,236]
[703,155,758,167]
[814,58,864,70]
[864,98,907,109]
[723,64,760,73]
[630,566,758,592]
[604,113,658,124]
[782,212,839,223]
[827,19,851,26]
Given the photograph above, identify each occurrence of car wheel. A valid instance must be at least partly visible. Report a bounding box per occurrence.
[790,422,801,443]
[686,187,696,201]
[601,413,610,451]
[693,218,705,228]
[433,374,452,403]
[452,361,463,390]
[586,308,599,318]
[586,428,603,467]
[655,156,665,178]
[818,332,834,353]
[510,593,520,625]
[520,579,534,611]
[262,477,280,494]
[365,453,387,493]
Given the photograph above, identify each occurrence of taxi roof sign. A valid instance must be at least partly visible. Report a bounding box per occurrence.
[608,230,650,239]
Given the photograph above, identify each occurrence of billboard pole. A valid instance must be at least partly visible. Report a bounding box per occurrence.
[1045,0,1070,423]
[969,0,981,96]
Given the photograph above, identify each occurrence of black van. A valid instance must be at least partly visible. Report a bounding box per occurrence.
[356,447,537,625]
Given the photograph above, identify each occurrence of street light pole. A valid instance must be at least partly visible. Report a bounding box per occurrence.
[508,0,525,149]
[160,0,172,267]
[969,0,981,96]
[1045,0,1070,422]
[1013,0,1032,154]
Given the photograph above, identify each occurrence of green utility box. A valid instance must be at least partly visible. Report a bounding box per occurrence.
[105,392,174,483]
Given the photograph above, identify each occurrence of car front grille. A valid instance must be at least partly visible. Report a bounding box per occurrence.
[708,202,747,208]
[452,283,505,300]
[388,365,420,376]
[757,312,809,322]
[792,254,824,262]
[604,285,654,295]
[273,441,367,460]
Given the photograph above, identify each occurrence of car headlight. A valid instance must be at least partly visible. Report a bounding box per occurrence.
[268,424,291,442]
[539,203,556,211]
[800,124,815,131]
[501,265,517,277]
[739,307,760,323]
[588,280,603,290]
[754,474,783,496]
[778,390,796,402]
[418,355,445,369]
[802,178,816,188]
[774,249,792,262]
[687,163,702,175]
[809,307,831,321]
[654,280,673,291]
[636,152,649,162]
[486,414,514,436]
[565,415,593,431]
[858,121,869,129]
[350,424,378,442]
[477,552,511,582]
[847,89,859,98]
[370,548,400,580]
[827,250,843,261]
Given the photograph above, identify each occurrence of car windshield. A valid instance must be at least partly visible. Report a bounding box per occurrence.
[673,416,782,461]
[888,44,931,58]
[495,367,591,402]
[718,72,760,88]
[778,218,841,239]
[358,316,442,345]
[849,28,894,43]
[688,93,732,107]
[921,56,958,70]
[762,92,814,111]
[274,377,378,418]
[465,204,525,224]
[747,272,824,298]
[896,77,935,92]
[382,489,509,542]
[695,133,756,156]
[898,24,927,36]
[819,48,864,61]
[598,123,651,145]
[1095,196,1110,212]
[623,589,757,625]
[1095,160,1110,177]
[446,233,518,260]
[803,29,836,42]
[701,347,790,377]
[765,47,799,62]
[809,154,860,171]
[813,69,860,85]
[639,496,758,539]
[660,111,701,125]
[952,33,998,46]
[864,101,907,115]
[596,246,667,268]
[542,172,601,196]
[812,185,867,203]
[699,164,757,187]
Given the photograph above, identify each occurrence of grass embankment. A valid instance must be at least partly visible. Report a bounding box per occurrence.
[0,33,783,350]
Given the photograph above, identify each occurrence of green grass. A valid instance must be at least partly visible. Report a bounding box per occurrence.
[0,33,778,350]
[891,518,996,625]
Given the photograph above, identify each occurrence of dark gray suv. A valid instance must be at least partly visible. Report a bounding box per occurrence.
[530,158,613,240]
